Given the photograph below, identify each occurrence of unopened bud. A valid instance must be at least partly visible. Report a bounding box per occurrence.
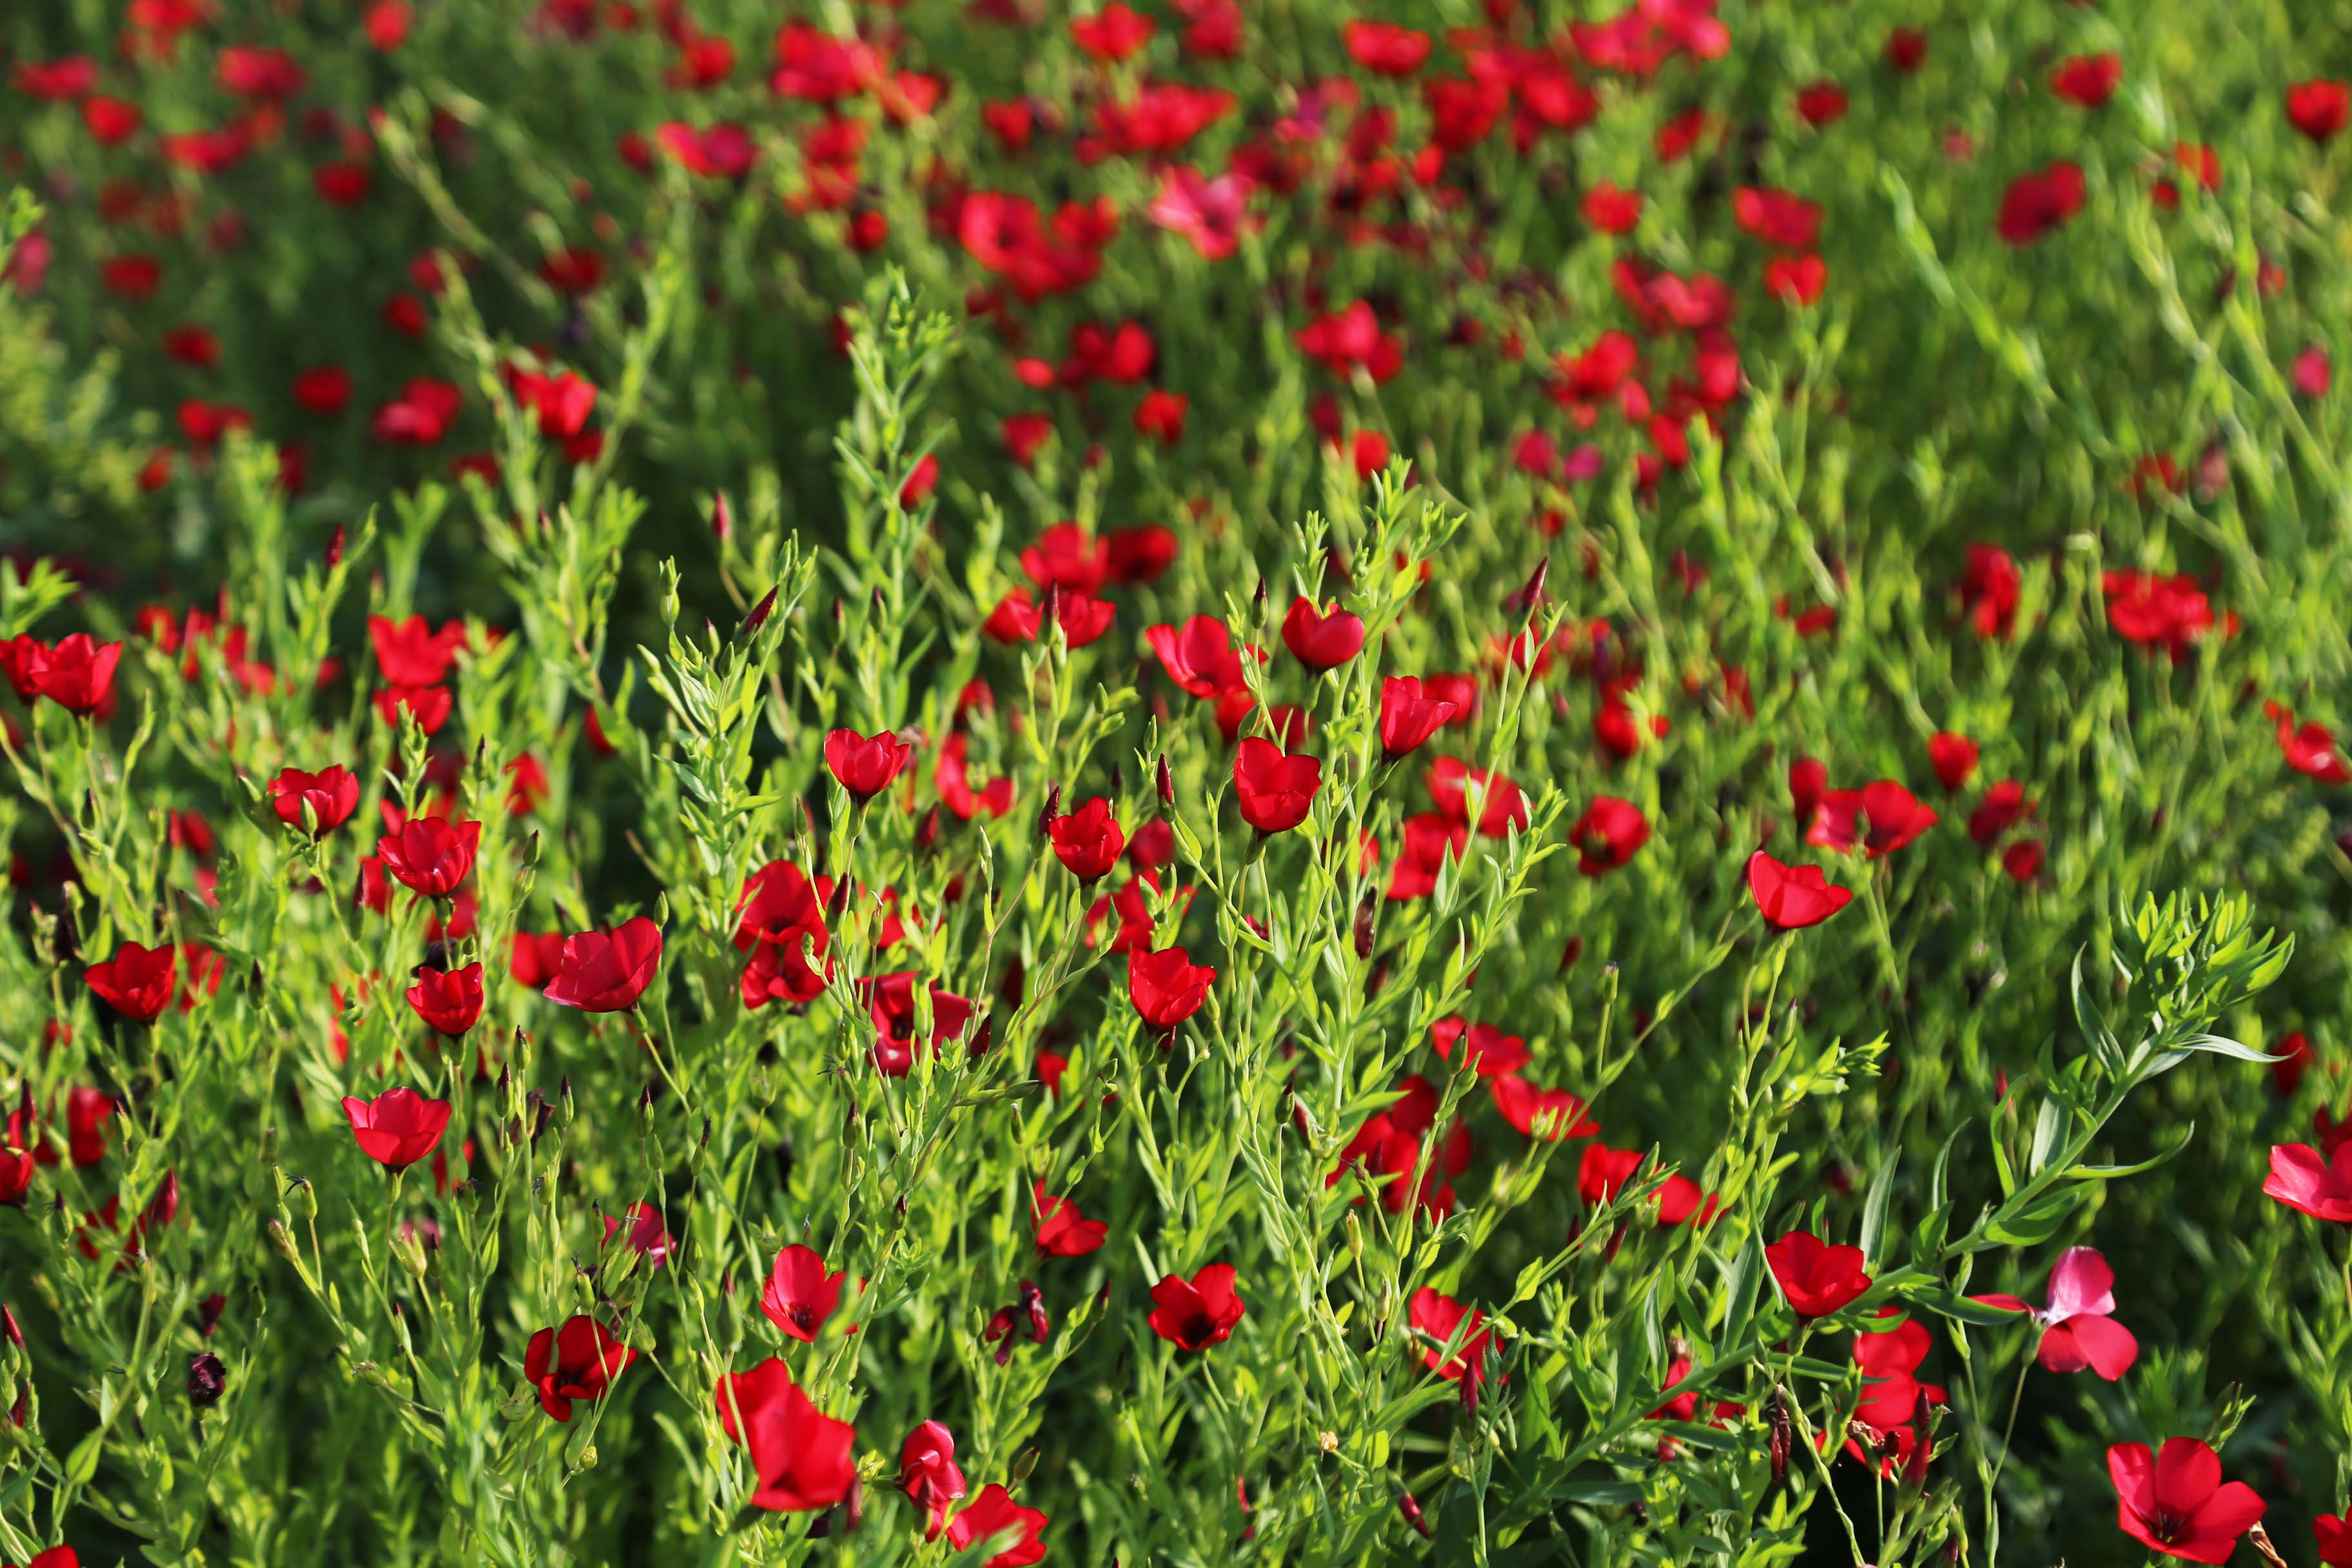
[741,585,778,638]
[1156,756,1175,807]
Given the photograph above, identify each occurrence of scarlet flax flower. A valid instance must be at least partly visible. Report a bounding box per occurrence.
[406,963,484,1037]
[1147,1263,1245,1349]
[1048,798,1125,881]
[375,817,480,898]
[824,728,914,802]
[946,1484,1048,1567]
[1378,677,1458,759]
[1233,737,1322,832]
[85,941,178,1023]
[899,1419,967,1538]
[340,1086,453,1171]
[762,1243,847,1341]
[1032,1182,1108,1257]
[1746,850,1853,929]
[1129,946,1215,1035]
[524,1315,637,1421]
[270,766,360,836]
[1972,1246,2139,1379]
[715,1358,857,1513]
[1765,1230,1870,1317]
[2108,1438,2264,1564]
[542,917,663,1012]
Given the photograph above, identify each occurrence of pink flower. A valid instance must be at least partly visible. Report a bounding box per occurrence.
[1148,165,1255,260]
[2264,1142,2352,1222]
[1974,1246,2139,1380]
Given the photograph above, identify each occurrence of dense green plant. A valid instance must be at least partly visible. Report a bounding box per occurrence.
[3,3,2352,1566]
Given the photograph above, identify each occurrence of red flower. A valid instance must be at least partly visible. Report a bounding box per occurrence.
[1764,1229,1870,1317]
[14,57,98,99]
[375,816,479,898]
[2318,1514,2352,1567]
[27,634,122,716]
[523,1315,637,1422]
[1582,181,1643,234]
[1427,756,1528,838]
[2050,52,2122,107]
[542,917,662,1012]
[1997,161,2087,245]
[1731,186,1821,250]
[1280,598,1366,670]
[1431,1017,1529,1076]
[1071,1,1155,61]
[2102,571,2215,655]
[1926,732,1978,792]
[368,614,462,686]
[861,973,975,1075]
[1763,253,1827,306]
[1233,736,1321,833]
[2266,1142,2352,1222]
[340,1086,452,1171]
[1147,1263,1245,1349]
[1806,780,1939,857]
[946,1484,1048,1568]
[1049,797,1125,881]
[734,862,832,1006]
[1795,80,1848,126]
[2108,1438,2264,1564]
[1746,850,1853,929]
[824,727,914,802]
[762,1243,847,1342]
[1568,796,1649,875]
[1968,780,2035,847]
[715,1358,857,1513]
[270,765,360,836]
[85,941,177,1023]
[2272,706,2352,784]
[1487,1075,1598,1142]
[936,734,1014,821]
[1129,945,1215,1032]
[1959,544,2021,636]
[1032,1182,1108,1257]
[899,1419,968,1538]
[1145,615,1253,698]
[1343,19,1431,75]
[658,121,757,179]
[1378,677,1458,759]
[375,685,453,736]
[406,963,484,1037]
[769,23,883,103]
[2288,79,2351,143]
[7,1549,78,1568]
[1407,1287,1493,1383]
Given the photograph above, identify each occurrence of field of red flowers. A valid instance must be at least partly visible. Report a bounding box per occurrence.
[3,1,2351,1565]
